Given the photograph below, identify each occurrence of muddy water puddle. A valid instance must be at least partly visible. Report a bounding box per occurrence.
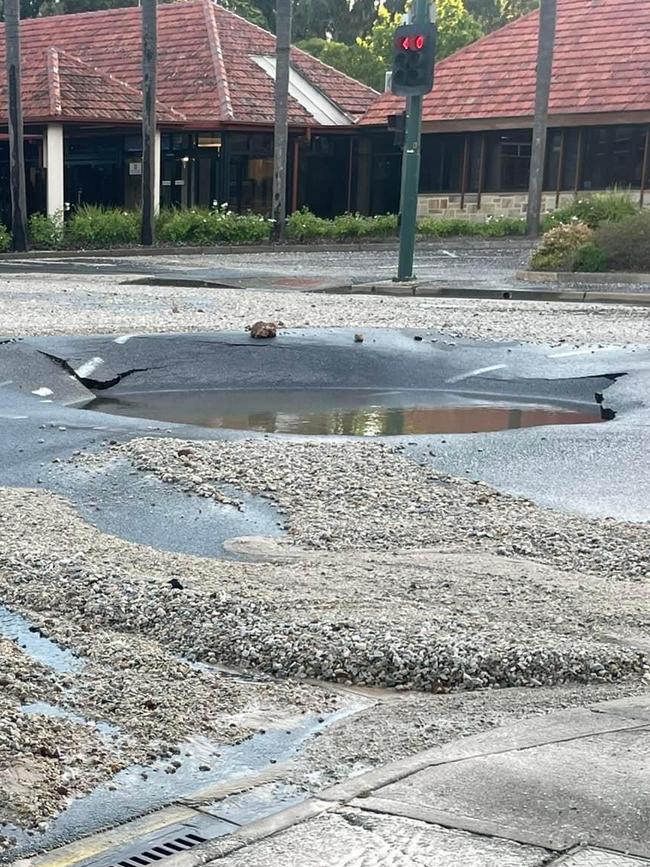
[84,387,604,436]
[1,708,358,860]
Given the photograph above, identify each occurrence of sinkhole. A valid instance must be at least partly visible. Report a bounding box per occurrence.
[82,387,607,437]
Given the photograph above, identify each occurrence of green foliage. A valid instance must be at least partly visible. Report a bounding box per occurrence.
[28,212,64,249]
[529,222,593,271]
[156,207,272,246]
[285,208,335,241]
[594,210,650,273]
[544,191,637,231]
[332,211,398,237]
[434,0,483,57]
[217,0,271,29]
[298,0,483,89]
[65,205,140,249]
[286,209,397,241]
[296,37,385,91]
[418,215,525,238]
[481,215,526,236]
[464,0,538,33]
[418,217,480,236]
[0,223,11,252]
[570,242,608,273]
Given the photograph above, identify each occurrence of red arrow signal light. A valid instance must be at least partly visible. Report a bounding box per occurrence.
[395,33,426,51]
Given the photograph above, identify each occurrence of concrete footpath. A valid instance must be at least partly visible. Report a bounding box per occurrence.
[167,694,650,867]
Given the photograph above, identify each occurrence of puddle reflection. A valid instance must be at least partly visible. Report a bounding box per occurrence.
[84,388,604,436]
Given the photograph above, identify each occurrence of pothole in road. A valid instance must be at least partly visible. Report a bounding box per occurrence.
[82,387,606,436]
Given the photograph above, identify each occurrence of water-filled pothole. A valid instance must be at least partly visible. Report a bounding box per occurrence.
[83,388,605,436]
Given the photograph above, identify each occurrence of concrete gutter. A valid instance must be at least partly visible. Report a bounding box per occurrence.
[518,269,650,287]
[323,280,650,307]
[20,697,650,867]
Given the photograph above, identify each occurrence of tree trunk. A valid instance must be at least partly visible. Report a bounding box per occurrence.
[526,0,557,237]
[4,0,28,252]
[141,0,157,246]
[272,0,292,242]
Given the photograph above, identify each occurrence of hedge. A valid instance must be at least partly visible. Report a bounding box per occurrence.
[1,207,529,251]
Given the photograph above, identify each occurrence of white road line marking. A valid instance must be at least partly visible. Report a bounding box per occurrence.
[446,364,507,384]
[75,357,104,378]
[114,335,134,344]
[31,387,53,396]
[0,380,13,388]
[440,249,459,258]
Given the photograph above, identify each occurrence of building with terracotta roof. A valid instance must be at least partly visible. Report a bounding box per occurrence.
[0,0,648,225]
[0,0,377,223]
[361,0,650,220]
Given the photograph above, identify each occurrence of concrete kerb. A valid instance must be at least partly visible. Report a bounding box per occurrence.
[323,279,650,306]
[144,702,650,867]
[518,269,650,287]
[121,273,650,305]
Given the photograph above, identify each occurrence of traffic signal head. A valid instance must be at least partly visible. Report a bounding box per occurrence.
[391,22,437,97]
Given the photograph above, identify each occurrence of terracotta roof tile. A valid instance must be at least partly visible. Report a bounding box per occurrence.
[361,0,650,126]
[0,0,377,125]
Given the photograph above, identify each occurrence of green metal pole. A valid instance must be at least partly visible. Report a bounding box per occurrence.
[396,0,430,281]
[397,94,423,280]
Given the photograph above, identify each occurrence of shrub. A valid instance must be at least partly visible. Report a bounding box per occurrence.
[418,217,480,237]
[156,207,271,246]
[570,242,608,273]
[285,208,334,241]
[594,210,650,272]
[332,212,367,238]
[544,190,637,230]
[366,213,398,236]
[28,212,64,249]
[331,212,398,238]
[65,205,139,248]
[529,221,593,271]
[479,216,526,237]
[0,223,11,252]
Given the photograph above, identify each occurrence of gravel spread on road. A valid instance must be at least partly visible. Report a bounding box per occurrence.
[0,272,648,345]
[1,268,649,848]
[1,426,649,838]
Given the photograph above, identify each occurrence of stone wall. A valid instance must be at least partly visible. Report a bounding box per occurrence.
[416,189,649,222]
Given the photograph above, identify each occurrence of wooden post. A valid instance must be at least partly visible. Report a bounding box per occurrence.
[4,0,28,251]
[574,128,583,196]
[526,0,557,236]
[272,0,292,241]
[477,133,486,211]
[640,127,650,208]
[460,134,470,211]
[291,137,300,213]
[346,137,354,212]
[141,0,157,246]
[555,128,565,209]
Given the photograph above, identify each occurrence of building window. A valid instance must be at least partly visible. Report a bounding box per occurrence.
[582,125,646,190]
[498,131,531,191]
[419,133,465,193]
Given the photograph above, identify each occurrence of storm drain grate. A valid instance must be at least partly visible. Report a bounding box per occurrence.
[109,833,208,867]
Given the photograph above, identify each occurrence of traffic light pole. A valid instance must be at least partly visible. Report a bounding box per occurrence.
[396,93,423,281]
[396,0,430,281]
